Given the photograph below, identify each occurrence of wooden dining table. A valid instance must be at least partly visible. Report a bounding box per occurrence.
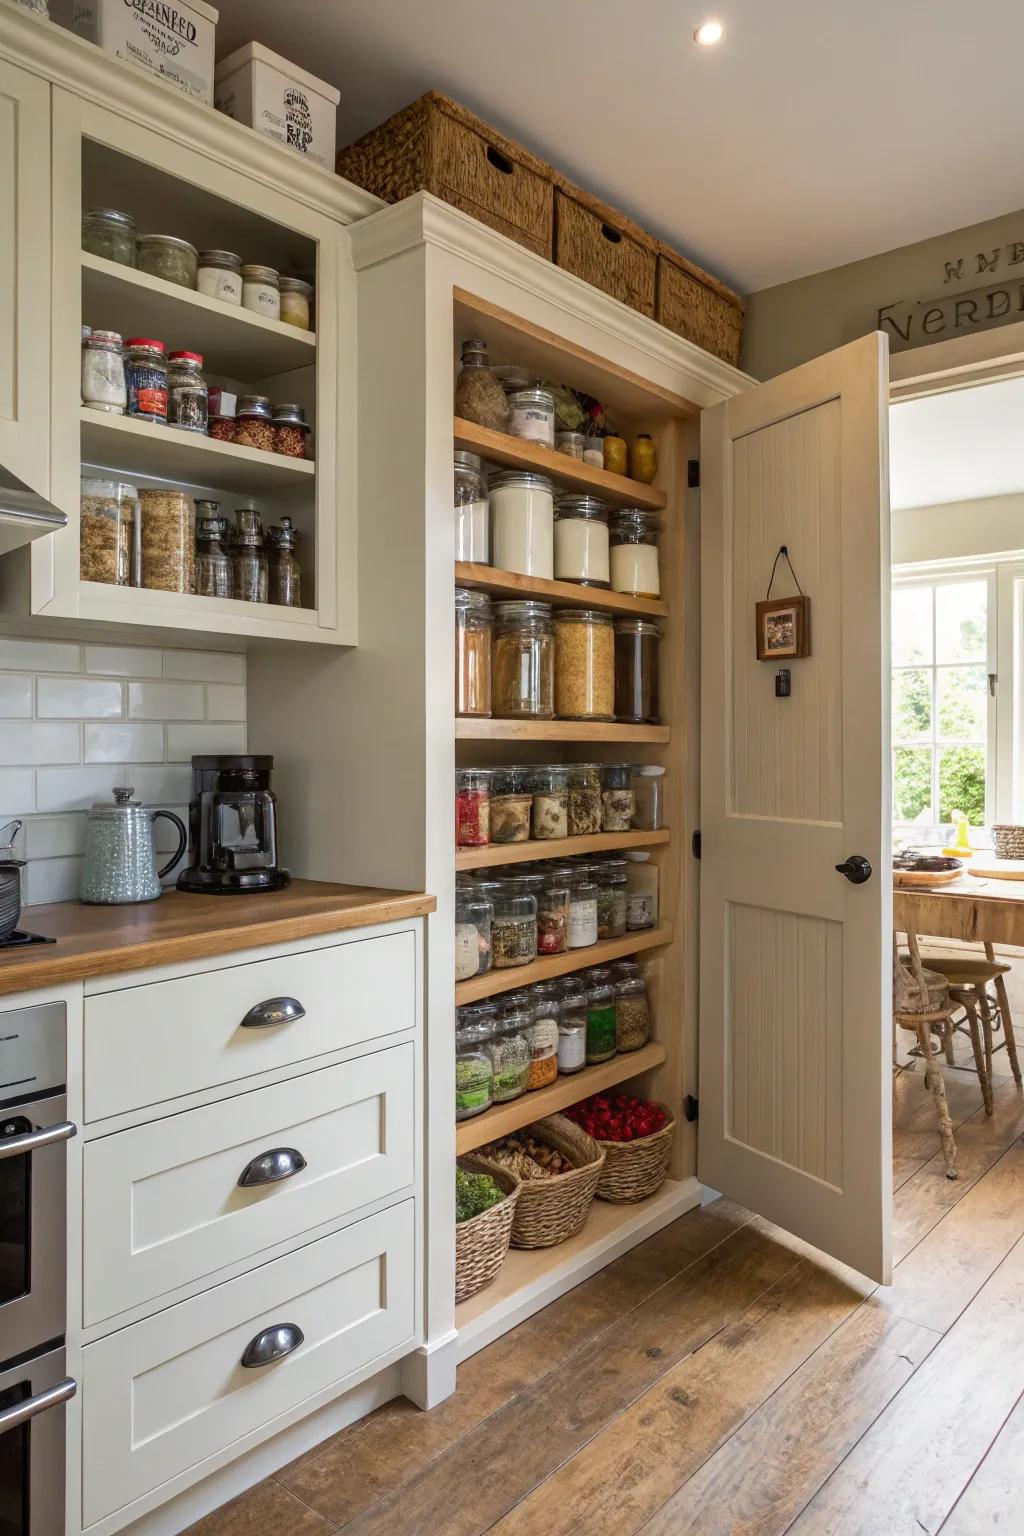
[894,874,1024,947]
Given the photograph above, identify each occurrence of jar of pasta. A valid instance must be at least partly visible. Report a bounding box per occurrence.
[610,510,661,598]
[138,487,195,593]
[554,608,614,720]
[79,477,135,586]
[492,601,554,719]
[553,495,610,587]
[455,588,492,717]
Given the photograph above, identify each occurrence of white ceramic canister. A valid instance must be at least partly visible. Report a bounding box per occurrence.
[490,470,554,579]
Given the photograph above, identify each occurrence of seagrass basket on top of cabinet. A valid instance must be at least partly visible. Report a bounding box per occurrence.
[655,243,745,366]
[552,175,659,318]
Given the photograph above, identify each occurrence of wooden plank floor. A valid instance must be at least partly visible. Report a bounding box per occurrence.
[185,1050,1024,1536]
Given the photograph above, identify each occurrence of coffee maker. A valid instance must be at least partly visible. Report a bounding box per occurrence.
[177,755,290,894]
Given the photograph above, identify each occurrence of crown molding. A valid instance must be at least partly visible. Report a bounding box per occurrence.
[0,0,382,226]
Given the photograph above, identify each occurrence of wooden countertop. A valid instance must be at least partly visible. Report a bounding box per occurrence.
[0,881,435,997]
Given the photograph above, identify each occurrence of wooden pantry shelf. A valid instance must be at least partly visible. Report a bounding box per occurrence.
[82,253,316,381]
[455,562,667,620]
[454,418,667,512]
[456,828,670,871]
[456,1040,667,1154]
[455,923,673,1005]
[456,718,669,744]
[81,410,315,494]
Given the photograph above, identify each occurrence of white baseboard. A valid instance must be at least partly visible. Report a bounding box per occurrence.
[400,1328,460,1409]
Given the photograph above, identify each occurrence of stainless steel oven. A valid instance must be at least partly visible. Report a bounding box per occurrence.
[0,1345,74,1536]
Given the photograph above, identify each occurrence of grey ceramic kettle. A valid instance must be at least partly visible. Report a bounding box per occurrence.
[80,788,187,904]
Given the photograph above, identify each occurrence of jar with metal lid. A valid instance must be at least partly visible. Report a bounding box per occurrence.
[136,233,198,289]
[454,339,509,432]
[455,1018,494,1120]
[556,976,588,1074]
[455,587,492,717]
[79,477,136,586]
[630,764,666,830]
[624,851,659,929]
[567,763,602,836]
[490,471,554,579]
[197,250,242,305]
[81,330,126,415]
[232,505,268,603]
[553,496,610,587]
[138,487,195,593]
[455,450,489,565]
[524,988,559,1090]
[456,768,491,847]
[586,971,618,1063]
[236,395,275,453]
[489,767,533,845]
[490,884,537,969]
[266,517,302,607]
[241,264,281,319]
[124,338,168,423]
[455,889,493,982]
[614,962,652,1052]
[271,403,310,460]
[508,386,555,448]
[554,608,614,720]
[592,857,628,938]
[615,618,662,723]
[487,1010,531,1101]
[279,276,313,330]
[601,763,636,831]
[82,207,137,267]
[610,510,661,597]
[195,513,232,598]
[492,600,554,719]
[556,431,586,461]
[167,351,208,434]
[567,877,599,949]
[531,764,568,840]
[537,882,569,955]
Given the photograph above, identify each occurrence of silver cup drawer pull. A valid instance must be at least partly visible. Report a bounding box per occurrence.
[241,1323,304,1369]
[238,1147,307,1188]
[239,997,306,1030]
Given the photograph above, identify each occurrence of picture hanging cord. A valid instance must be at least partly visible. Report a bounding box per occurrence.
[765,545,805,600]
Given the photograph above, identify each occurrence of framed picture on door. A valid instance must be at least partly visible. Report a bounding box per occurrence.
[756,595,811,660]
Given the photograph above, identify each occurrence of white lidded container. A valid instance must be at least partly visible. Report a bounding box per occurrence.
[58,0,219,104]
[214,42,340,169]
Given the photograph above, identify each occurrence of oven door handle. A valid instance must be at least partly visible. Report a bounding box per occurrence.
[0,1376,77,1433]
[0,1120,77,1160]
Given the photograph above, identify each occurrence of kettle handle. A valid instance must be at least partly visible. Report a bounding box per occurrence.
[153,811,188,880]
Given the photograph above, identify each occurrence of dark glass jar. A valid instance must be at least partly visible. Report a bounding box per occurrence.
[614,617,661,723]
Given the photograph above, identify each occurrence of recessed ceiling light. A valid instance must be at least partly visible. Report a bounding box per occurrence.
[693,19,725,45]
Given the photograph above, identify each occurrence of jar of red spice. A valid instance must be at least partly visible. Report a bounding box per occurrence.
[456,769,491,847]
[235,395,274,452]
[208,414,237,443]
[272,403,310,459]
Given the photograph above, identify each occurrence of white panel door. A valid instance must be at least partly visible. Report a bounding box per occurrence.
[0,61,50,494]
[699,331,892,1283]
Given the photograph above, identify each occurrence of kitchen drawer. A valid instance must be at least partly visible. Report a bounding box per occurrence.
[82,1043,414,1327]
[83,928,417,1121]
[81,1201,415,1528]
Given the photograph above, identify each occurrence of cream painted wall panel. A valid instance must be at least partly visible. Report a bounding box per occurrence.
[0,60,50,494]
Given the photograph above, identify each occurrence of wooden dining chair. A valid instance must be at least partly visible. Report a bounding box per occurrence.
[905,945,1021,1095]
[893,933,959,1180]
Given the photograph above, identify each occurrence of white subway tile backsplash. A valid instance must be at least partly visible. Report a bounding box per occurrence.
[163,650,245,684]
[129,765,192,803]
[205,684,246,721]
[0,676,32,718]
[25,815,89,860]
[26,856,84,906]
[0,723,80,766]
[166,723,246,762]
[36,767,126,813]
[85,645,163,679]
[0,771,35,817]
[128,680,204,720]
[0,637,81,673]
[84,723,164,764]
[37,677,123,720]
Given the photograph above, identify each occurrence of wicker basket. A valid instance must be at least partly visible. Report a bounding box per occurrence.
[478,1114,605,1250]
[655,243,744,366]
[992,825,1024,859]
[553,177,658,317]
[455,1155,520,1304]
[594,1103,676,1204]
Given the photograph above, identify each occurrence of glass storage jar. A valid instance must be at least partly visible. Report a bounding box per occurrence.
[490,471,554,579]
[241,264,281,319]
[531,765,568,840]
[124,338,168,423]
[554,608,614,721]
[209,413,237,443]
[456,768,491,847]
[625,851,660,930]
[455,890,493,982]
[455,1018,494,1120]
[524,988,559,1090]
[138,487,195,593]
[556,977,588,1073]
[567,877,599,949]
[487,1010,532,1102]
[455,451,489,565]
[279,276,313,329]
[236,395,275,453]
[556,431,586,461]
[614,962,652,1051]
[567,763,603,836]
[195,513,233,598]
[272,404,310,460]
[507,386,556,448]
[601,763,636,831]
[592,858,628,939]
[615,617,662,723]
[553,496,610,587]
[167,351,208,434]
[630,764,666,830]
[455,588,492,717]
[196,250,242,304]
[266,517,302,607]
[82,207,136,267]
[136,234,198,289]
[492,600,554,719]
[79,477,136,586]
[583,437,604,467]
[610,510,661,597]
[81,330,126,415]
[232,506,268,603]
[454,339,509,432]
[489,768,534,844]
[537,882,570,955]
[490,885,538,969]
[586,971,618,1063]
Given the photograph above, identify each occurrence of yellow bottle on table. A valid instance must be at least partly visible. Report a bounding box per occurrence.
[942,809,974,858]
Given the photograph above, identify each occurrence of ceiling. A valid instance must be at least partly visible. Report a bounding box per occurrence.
[890,378,1024,511]
[215,0,1024,293]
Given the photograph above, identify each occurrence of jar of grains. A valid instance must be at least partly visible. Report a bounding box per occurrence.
[455,451,489,565]
[138,488,195,593]
[524,989,559,1090]
[82,207,136,267]
[136,234,198,289]
[236,395,275,453]
[507,386,556,447]
[490,471,554,579]
[630,764,666,830]
[455,1018,494,1120]
[553,496,610,587]
[79,477,136,586]
[556,431,586,461]
[592,858,628,939]
[614,962,652,1051]
[567,877,599,950]
[554,608,614,720]
[531,765,568,840]
[490,884,538,969]
[487,1010,532,1101]
[489,768,534,844]
[167,351,208,434]
[615,618,662,723]
[537,883,570,955]
[196,250,242,304]
[195,514,233,598]
[455,588,492,717]
[454,339,509,432]
[492,601,554,719]
[625,851,659,929]
[456,768,491,847]
[455,889,493,982]
[232,506,268,603]
[279,276,313,329]
[124,338,168,423]
[610,510,661,597]
[601,763,636,831]
[583,437,605,467]
[272,404,310,459]
[266,517,302,607]
[586,971,618,1063]
[81,330,126,415]
[557,983,588,1074]
[241,264,281,319]
[567,763,603,836]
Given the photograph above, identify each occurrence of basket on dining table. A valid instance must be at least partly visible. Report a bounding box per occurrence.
[992,825,1024,859]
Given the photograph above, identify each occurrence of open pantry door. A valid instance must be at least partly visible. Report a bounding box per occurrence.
[698,331,892,1283]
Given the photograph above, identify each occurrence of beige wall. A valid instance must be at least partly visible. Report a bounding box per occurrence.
[893,492,1024,567]
[743,207,1024,380]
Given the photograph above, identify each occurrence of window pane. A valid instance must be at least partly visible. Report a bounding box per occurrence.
[937,665,987,740]
[892,586,933,665]
[936,580,987,663]
[938,745,986,826]
[893,748,933,823]
[893,669,932,742]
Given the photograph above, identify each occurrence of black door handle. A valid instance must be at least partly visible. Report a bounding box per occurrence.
[835,855,872,884]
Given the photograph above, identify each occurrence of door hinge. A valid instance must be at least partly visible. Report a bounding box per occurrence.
[683,1095,699,1123]
[687,459,700,488]
[692,830,701,859]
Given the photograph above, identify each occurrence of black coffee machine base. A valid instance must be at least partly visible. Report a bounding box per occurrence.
[177,870,292,895]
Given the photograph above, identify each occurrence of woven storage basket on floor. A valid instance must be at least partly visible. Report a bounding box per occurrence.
[594,1103,676,1204]
[655,243,744,366]
[553,177,658,317]
[455,1155,520,1305]
[992,824,1024,858]
[478,1114,605,1250]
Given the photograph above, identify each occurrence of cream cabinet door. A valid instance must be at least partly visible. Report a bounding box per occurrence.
[0,61,50,495]
[699,331,892,1283]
